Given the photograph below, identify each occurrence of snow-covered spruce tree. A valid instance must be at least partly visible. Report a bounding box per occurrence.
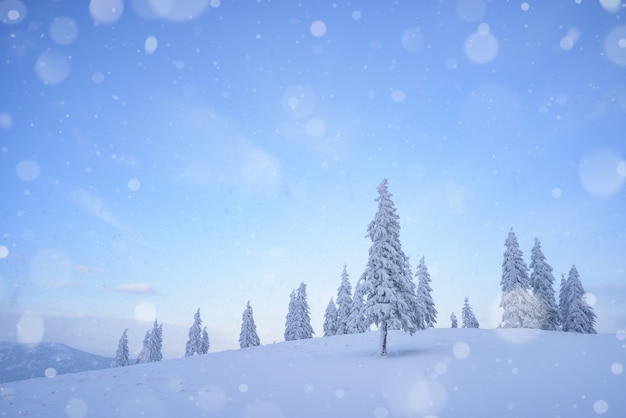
[346,273,369,333]
[239,301,261,348]
[136,329,151,364]
[147,320,163,362]
[562,265,597,334]
[185,308,203,357]
[111,328,129,367]
[294,282,315,340]
[558,273,569,329]
[200,327,210,354]
[416,256,437,328]
[284,290,298,341]
[361,179,420,356]
[529,238,560,330]
[335,264,353,334]
[499,229,541,328]
[461,297,479,328]
[323,297,338,337]
[450,312,458,328]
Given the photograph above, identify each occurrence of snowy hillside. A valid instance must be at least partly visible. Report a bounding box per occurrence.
[0,341,112,384]
[1,329,624,417]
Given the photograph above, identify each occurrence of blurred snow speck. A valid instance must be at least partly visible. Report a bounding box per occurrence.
[35,50,71,85]
[593,399,609,415]
[464,23,499,64]
[15,159,41,181]
[17,311,45,344]
[610,362,623,375]
[401,27,424,52]
[0,245,8,258]
[91,71,105,84]
[134,300,157,322]
[452,341,470,359]
[50,16,79,45]
[145,35,158,54]
[599,0,622,13]
[65,398,88,418]
[44,367,57,378]
[132,0,211,21]
[89,0,124,25]
[604,26,626,67]
[128,178,141,191]
[578,150,625,197]
[310,20,327,37]
[456,0,486,22]
[0,111,12,129]
[0,0,27,25]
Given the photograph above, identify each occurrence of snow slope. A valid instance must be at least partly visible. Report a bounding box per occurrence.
[1,329,624,417]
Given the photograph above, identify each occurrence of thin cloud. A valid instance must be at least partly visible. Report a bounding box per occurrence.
[111,283,155,294]
[71,189,125,230]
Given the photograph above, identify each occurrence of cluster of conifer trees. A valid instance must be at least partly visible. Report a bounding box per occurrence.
[112,179,598,364]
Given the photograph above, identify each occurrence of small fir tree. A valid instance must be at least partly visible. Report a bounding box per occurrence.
[335,265,353,334]
[136,329,151,364]
[200,327,210,354]
[450,312,458,328]
[323,298,338,337]
[415,256,437,328]
[346,273,369,333]
[239,301,261,348]
[361,179,420,356]
[562,265,597,334]
[500,286,542,328]
[529,238,560,330]
[185,308,203,357]
[112,328,129,367]
[462,297,479,328]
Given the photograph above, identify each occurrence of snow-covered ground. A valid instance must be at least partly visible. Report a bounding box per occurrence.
[1,328,624,417]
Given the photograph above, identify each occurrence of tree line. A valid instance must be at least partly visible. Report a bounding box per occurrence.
[112,178,598,365]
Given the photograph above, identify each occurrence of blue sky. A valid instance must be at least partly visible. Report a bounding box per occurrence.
[1,0,625,357]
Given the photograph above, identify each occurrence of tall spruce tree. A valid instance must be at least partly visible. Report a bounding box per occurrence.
[239,301,261,348]
[111,328,129,367]
[361,179,420,356]
[323,298,338,337]
[562,265,597,334]
[462,297,479,328]
[147,320,163,362]
[185,308,203,357]
[294,282,314,339]
[529,238,560,330]
[500,229,540,328]
[335,264,353,334]
[558,273,569,328]
[415,256,437,328]
[284,290,297,341]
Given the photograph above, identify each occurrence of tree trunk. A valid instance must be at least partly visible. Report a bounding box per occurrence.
[379,320,388,356]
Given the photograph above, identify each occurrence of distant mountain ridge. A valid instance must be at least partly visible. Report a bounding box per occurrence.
[0,341,113,383]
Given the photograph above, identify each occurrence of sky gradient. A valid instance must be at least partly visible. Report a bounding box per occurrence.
[1,0,626,358]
